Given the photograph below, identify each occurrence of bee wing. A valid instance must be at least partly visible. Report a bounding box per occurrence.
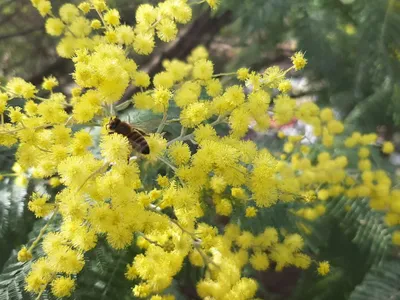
[119,110,161,133]
[135,126,152,136]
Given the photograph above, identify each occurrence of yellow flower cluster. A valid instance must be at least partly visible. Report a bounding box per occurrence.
[35,0,218,60]
[192,225,312,298]
[276,106,398,228]
[0,0,396,298]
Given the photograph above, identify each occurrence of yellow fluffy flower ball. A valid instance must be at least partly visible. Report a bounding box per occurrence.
[291,52,307,71]
[100,134,131,163]
[317,261,330,276]
[145,134,168,161]
[45,18,65,36]
[59,3,80,23]
[250,252,270,271]
[28,193,54,218]
[382,141,395,154]
[192,59,214,81]
[168,142,191,166]
[245,207,257,218]
[180,102,208,128]
[104,9,120,26]
[51,277,76,297]
[206,0,221,10]
[17,246,32,262]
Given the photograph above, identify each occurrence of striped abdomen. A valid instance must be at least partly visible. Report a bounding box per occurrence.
[127,129,150,154]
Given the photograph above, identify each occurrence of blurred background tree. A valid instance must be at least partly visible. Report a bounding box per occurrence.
[1,0,400,300]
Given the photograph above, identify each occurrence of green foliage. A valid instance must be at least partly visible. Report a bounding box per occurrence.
[391,84,400,126]
[0,175,32,270]
[287,197,393,300]
[220,0,400,131]
[349,259,400,300]
[0,257,31,300]
[328,197,393,265]
[74,240,135,300]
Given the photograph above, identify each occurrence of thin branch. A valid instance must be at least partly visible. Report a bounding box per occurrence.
[0,27,43,40]
[158,156,177,171]
[156,110,168,133]
[28,208,59,252]
[137,232,163,248]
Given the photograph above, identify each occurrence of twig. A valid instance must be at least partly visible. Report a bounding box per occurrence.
[169,218,197,239]
[0,28,42,40]
[0,124,53,135]
[34,145,52,153]
[213,72,236,77]
[76,162,109,193]
[167,126,188,146]
[165,118,180,124]
[35,288,46,300]
[158,156,177,171]
[167,116,225,146]
[193,242,220,269]
[28,208,59,252]
[137,232,163,248]
[156,110,168,133]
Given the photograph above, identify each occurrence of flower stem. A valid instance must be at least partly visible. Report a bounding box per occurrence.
[0,124,53,135]
[35,288,46,300]
[158,156,177,171]
[137,232,163,248]
[167,116,225,146]
[28,208,59,253]
[213,72,236,78]
[156,110,168,133]
[76,162,109,193]
[190,0,206,5]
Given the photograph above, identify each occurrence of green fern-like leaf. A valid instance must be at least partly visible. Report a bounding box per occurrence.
[349,259,400,300]
[73,239,139,300]
[0,178,32,269]
[328,197,392,265]
[0,257,31,300]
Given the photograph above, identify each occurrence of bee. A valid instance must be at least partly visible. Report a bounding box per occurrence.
[107,117,150,155]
